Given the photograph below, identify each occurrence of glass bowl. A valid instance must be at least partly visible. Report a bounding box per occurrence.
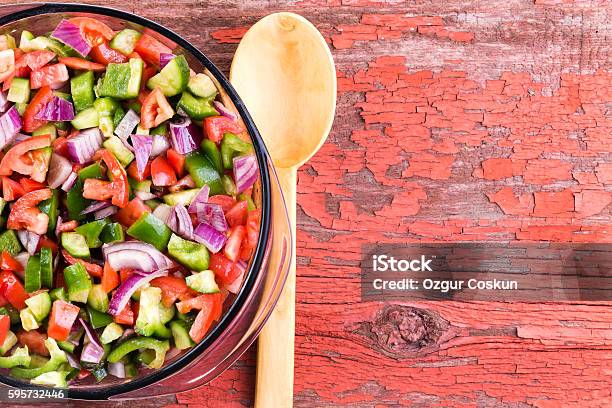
[0,3,292,400]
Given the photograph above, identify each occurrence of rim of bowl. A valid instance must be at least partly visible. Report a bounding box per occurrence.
[0,3,272,400]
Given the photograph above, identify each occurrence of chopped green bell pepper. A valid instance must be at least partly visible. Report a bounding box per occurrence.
[127,212,171,251]
[87,307,113,329]
[200,139,223,174]
[100,222,124,244]
[38,189,59,235]
[221,133,252,170]
[177,91,218,120]
[185,151,223,195]
[66,179,90,221]
[75,218,109,249]
[134,287,171,338]
[78,162,104,180]
[167,234,209,271]
[107,337,170,369]
[0,346,30,369]
[10,338,67,379]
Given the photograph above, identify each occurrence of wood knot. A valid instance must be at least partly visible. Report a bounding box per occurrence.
[355,305,456,358]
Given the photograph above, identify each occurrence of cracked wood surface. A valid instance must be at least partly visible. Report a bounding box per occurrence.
[3,0,611,407]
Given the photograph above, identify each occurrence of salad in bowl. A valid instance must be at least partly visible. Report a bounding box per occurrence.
[0,14,261,389]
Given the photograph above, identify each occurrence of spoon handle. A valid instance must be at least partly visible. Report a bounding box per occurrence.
[256,166,297,408]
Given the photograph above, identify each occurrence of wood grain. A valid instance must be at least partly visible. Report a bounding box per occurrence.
[1,0,610,407]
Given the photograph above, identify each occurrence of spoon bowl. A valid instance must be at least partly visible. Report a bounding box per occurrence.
[231,11,336,408]
[230,12,336,168]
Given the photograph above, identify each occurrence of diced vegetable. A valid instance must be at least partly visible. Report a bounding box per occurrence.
[167,234,209,271]
[51,20,91,57]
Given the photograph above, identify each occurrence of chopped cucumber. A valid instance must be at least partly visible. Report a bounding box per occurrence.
[39,247,54,288]
[87,285,109,313]
[187,73,217,98]
[146,54,190,97]
[0,330,17,355]
[70,70,95,112]
[167,234,209,271]
[100,322,124,344]
[170,320,194,350]
[20,308,39,331]
[64,263,92,303]
[98,58,143,100]
[0,230,21,255]
[24,255,41,293]
[162,188,199,206]
[7,77,30,104]
[103,135,134,166]
[186,270,219,293]
[25,291,51,321]
[32,123,57,140]
[109,29,141,55]
[61,232,90,259]
[71,107,99,130]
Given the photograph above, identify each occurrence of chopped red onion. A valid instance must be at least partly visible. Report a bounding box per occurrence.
[47,153,72,189]
[66,353,81,369]
[108,361,126,378]
[51,20,91,57]
[159,53,175,69]
[169,117,202,154]
[55,216,63,239]
[103,241,175,272]
[233,154,258,193]
[213,100,238,121]
[17,231,40,256]
[173,205,193,239]
[187,185,209,213]
[79,318,105,364]
[114,109,139,139]
[193,222,227,253]
[152,203,172,223]
[94,205,118,220]
[81,200,111,215]
[66,127,103,164]
[107,269,169,316]
[0,90,9,113]
[193,202,228,232]
[151,134,170,156]
[0,106,22,150]
[13,252,30,273]
[34,96,75,121]
[60,171,78,192]
[130,134,152,176]
[135,190,157,201]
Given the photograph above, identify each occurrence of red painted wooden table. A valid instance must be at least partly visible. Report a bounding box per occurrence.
[4,0,612,407]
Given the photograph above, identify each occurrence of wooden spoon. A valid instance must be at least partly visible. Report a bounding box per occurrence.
[230,12,336,408]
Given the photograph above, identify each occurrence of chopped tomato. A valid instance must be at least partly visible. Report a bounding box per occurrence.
[0,270,28,310]
[113,300,134,325]
[7,188,52,234]
[22,86,54,132]
[17,330,49,356]
[83,150,129,208]
[28,148,53,183]
[150,155,177,187]
[37,236,59,254]
[52,136,69,157]
[224,225,245,262]
[225,200,248,228]
[115,197,150,227]
[30,63,69,89]
[69,17,114,47]
[0,293,7,307]
[57,219,78,233]
[141,88,173,129]
[150,276,195,308]
[101,263,119,294]
[1,251,23,272]
[47,300,80,341]
[0,314,9,344]
[0,135,52,177]
[240,209,261,260]
[127,160,150,182]
[209,252,241,286]
[90,42,128,65]
[78,369,91,380]
[186,294,223,342]
[166,148,185,177]
[19,177,45,193]
[134,34,172,65]
[62,250,103,278]
[208,195,236,212]
[119,269,134,283]
[176,292,222,315]
[58,57,105,71]
[15,50,55,77]
[2,177,24,201]
[204,116,244,143]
